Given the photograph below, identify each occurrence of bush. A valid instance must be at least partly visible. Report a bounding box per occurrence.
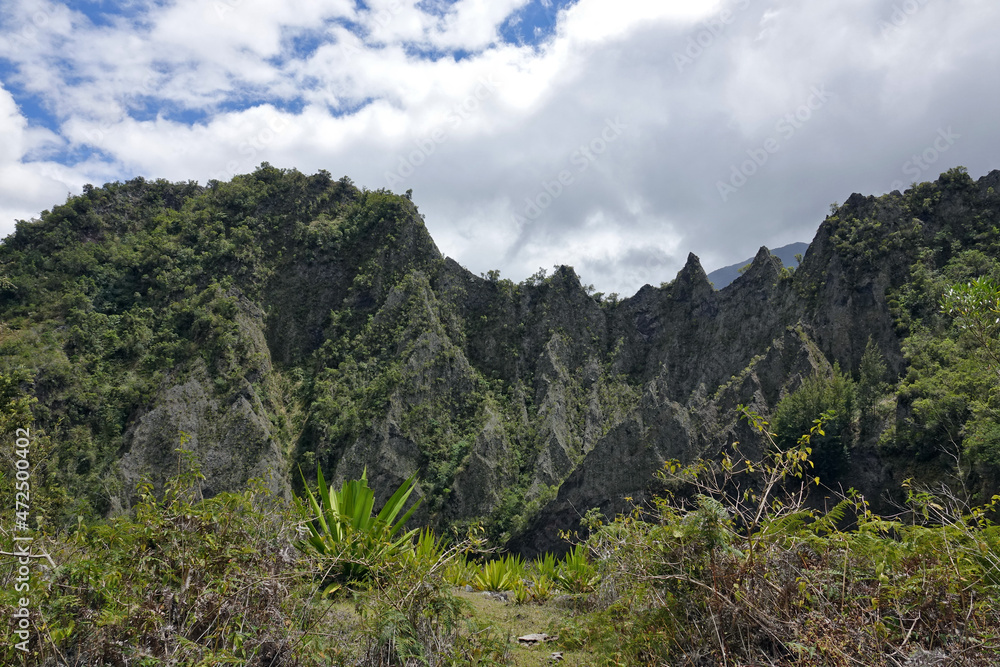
[774,365,855,481]
[0,451,313,666]
[296,466,421,590]
[554,544,600,595]
[552,407,1000,665]
[472,554,524,592]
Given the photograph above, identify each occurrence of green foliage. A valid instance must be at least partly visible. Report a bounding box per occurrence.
[549,410,1000,666]
[0,167,359,526]
[296,466,422,588]
[0,367,35,437]
[554,544,600,595]
[941,275,1000,374]
[0,453,315,666]
[443,552,478,587]
[0,456,512,666]
[473,554,524,592]
[891,262,1000,485]
[773,365,856,481]
[857,336,889,419]
[534,551,560,580]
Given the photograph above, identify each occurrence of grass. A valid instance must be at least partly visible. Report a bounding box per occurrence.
[450,589,597,666]
[278,586,599,665]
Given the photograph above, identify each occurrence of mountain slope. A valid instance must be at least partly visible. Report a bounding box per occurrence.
[2,164,998,554]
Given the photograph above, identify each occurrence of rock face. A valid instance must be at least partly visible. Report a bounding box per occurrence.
[3,166,998,551]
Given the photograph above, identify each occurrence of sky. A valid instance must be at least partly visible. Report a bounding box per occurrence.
[1,0,999,296]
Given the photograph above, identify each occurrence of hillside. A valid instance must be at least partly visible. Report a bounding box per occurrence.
[1,164,999,555]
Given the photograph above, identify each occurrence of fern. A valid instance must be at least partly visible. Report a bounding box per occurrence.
[809,498,851,536]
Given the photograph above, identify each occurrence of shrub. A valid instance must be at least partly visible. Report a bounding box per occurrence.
[443,552,477,587]
[0,452,314,666]
[296,466,421,589]
[553,407,1000,665]
[527,574,557,602]
[773,365,855,480]
[555,544,600,595]
[473,559,514,592]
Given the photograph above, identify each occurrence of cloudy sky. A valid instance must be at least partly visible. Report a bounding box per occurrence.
[1,0,998,295]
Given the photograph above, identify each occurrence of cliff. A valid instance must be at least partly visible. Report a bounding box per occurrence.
[2,165,997,553]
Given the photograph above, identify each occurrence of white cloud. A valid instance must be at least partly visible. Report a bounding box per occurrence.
[2,0,1000,295]
[0,84,87,227]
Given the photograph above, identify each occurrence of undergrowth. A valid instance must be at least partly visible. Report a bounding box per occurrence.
[2,412,998,666]
[556,407,1000,666]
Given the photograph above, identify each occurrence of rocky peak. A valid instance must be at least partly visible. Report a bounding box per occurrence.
[670,252,713,303]
[733,246,782,286]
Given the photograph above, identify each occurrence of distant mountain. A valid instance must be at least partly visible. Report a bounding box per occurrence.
[707,241,809,289]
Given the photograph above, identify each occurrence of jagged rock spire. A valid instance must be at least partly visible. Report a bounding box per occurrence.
[672,252,713,302]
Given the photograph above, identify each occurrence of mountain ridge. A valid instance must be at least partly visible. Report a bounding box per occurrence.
[2,164,998,555]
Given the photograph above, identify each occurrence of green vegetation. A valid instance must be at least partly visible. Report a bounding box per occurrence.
[552,544,600,595]
[473,556,522,593]
[549,408,1000,665]
[0,452,310,665]
[773,364,855,481]
[3,165,1000,663]
[3,416,997,665]
[296,466,422,589]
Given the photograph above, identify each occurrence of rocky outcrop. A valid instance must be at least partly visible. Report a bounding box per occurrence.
[6,166,997,550]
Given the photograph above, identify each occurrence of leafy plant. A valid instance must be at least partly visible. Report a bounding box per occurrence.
[551,406,1000,665]
[443,552,478,587]
[0,453,322,666]
[535,551,560,580]
[473,559,515,592]
[512,579,530,605]
[528,574,556,602]
[555,544,600,594]
[296,466,422,587]
[941,275,1000,374]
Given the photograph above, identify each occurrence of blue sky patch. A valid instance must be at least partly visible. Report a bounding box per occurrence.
[500,0,578,47]
[402,42,474,62]
[64,0,146,27]
[218,95,306,115]
[327,95,374,118]
[0,72,61,132]
[415,0,461,18]
[48,142,119,168]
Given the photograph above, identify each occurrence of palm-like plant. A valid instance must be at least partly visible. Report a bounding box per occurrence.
[297,466,422,587]
[473,559,514,592]
[555,544,600,594]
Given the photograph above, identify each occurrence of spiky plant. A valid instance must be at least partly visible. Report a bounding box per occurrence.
[297,466,422,588]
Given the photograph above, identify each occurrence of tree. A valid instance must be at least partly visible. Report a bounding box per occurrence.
[857,336,889,419]
[773,365,855,481]
[941,276,1000,377]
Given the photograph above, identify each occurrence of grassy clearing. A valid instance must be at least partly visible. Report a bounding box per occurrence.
[453,589,597,666]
